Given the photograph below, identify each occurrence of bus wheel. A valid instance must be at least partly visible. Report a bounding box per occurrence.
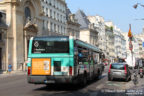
[82,76,87,86]
[81,72,87,86]
[96,70,101,80]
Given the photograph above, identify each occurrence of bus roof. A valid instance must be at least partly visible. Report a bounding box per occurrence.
[75,39,101,53]
[33,36,69,41]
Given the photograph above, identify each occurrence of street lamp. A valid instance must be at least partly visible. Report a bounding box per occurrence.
[133,3,144,9]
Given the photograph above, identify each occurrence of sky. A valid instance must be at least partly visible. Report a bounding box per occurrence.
[66,0,144,34]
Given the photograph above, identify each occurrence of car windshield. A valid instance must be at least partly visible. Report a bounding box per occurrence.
[111,64,125,70]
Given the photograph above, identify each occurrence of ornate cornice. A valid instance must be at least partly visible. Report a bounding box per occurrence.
[67,21,80,26]
[24,18,38,33]
[0,0,21,6]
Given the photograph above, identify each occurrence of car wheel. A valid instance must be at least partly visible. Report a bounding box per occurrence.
[129,76,131,81]
[125,77,129,82]
[82,76,87,86]
[140,74,143,78]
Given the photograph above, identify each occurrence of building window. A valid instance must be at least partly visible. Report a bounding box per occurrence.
[54,24,56,32]
[47,21,49,30]
[25,7,31,20]
[43,20,45,30]
[50,22,53,32]
[57,25,59,33]
[54,11,55,19]
[0,33,2,40]
[46,8,48,17]
[57,13,59,21]
[61,26,63,34]
[50,9,52,18]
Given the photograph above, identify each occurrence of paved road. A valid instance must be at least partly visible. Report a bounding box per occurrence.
[0,66,144,96]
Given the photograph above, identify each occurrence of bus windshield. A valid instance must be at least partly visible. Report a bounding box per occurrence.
[32,38,69,53]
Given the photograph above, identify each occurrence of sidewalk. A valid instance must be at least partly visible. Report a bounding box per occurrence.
[126,76,144,95]
[0,70,27,79]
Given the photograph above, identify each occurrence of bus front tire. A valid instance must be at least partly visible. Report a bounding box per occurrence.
[80,74,87,86]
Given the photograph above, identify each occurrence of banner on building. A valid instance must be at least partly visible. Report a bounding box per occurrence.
[128,24,133,38]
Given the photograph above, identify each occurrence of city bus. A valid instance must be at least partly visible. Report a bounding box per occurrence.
[27,36,103,85]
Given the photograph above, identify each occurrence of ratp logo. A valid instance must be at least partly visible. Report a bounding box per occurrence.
[34,41,39,47]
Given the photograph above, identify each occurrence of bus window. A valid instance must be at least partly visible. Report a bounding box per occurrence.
[32,40,69,53]
[93,52,100,64]
[78,47,89,62]
[93,53,97,64]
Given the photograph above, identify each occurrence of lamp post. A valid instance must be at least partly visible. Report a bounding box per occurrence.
[133,3,144,9]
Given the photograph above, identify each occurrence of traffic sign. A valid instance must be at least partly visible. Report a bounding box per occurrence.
[129,41,133,50]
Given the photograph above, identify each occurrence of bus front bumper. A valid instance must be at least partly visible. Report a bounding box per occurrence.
[27,75,76,84]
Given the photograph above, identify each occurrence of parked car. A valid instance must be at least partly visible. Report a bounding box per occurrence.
[108,63,131,82]
[137,59,144,78]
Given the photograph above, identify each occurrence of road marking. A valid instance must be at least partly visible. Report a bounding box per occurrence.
[89,92,98,96]
[96,84,104,89]
[106,82,124,87]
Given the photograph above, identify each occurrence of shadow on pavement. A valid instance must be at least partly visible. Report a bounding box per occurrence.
[110,78,131,82]
[34,74,107,92]
[34,88,132,96]
[88,90,127,96]
[34,84,82,92]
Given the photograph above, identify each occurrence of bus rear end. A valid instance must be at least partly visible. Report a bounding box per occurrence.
[27,36,74,84]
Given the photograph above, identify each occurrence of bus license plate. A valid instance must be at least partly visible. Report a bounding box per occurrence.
[44,80,55,83]
[114,72,121,75]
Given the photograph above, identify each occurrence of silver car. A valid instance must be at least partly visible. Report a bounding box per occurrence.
[108,63,131,81]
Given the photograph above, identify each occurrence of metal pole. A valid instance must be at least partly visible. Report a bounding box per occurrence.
[131,50,134,71]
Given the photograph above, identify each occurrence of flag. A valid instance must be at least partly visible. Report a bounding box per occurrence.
[128,24,133,39]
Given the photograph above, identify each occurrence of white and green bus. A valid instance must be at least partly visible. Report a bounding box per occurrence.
[27,36,103,85]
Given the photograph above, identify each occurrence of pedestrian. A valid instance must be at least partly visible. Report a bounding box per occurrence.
[8,64,12,74]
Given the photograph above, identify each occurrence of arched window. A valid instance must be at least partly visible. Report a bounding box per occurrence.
[25,7,31,20]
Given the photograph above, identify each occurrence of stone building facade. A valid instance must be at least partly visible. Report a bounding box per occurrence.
[41,0,67,36]
[114,27,126,59]
[87,15,107,53]
[105,22,115,62]
[66,8,80,39]
[0,0,68,71]
[75,10,98,46]
[0,0,44,71]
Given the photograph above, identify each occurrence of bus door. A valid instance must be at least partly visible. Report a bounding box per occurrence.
[93,52,99,75]
[77,47,89,74]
